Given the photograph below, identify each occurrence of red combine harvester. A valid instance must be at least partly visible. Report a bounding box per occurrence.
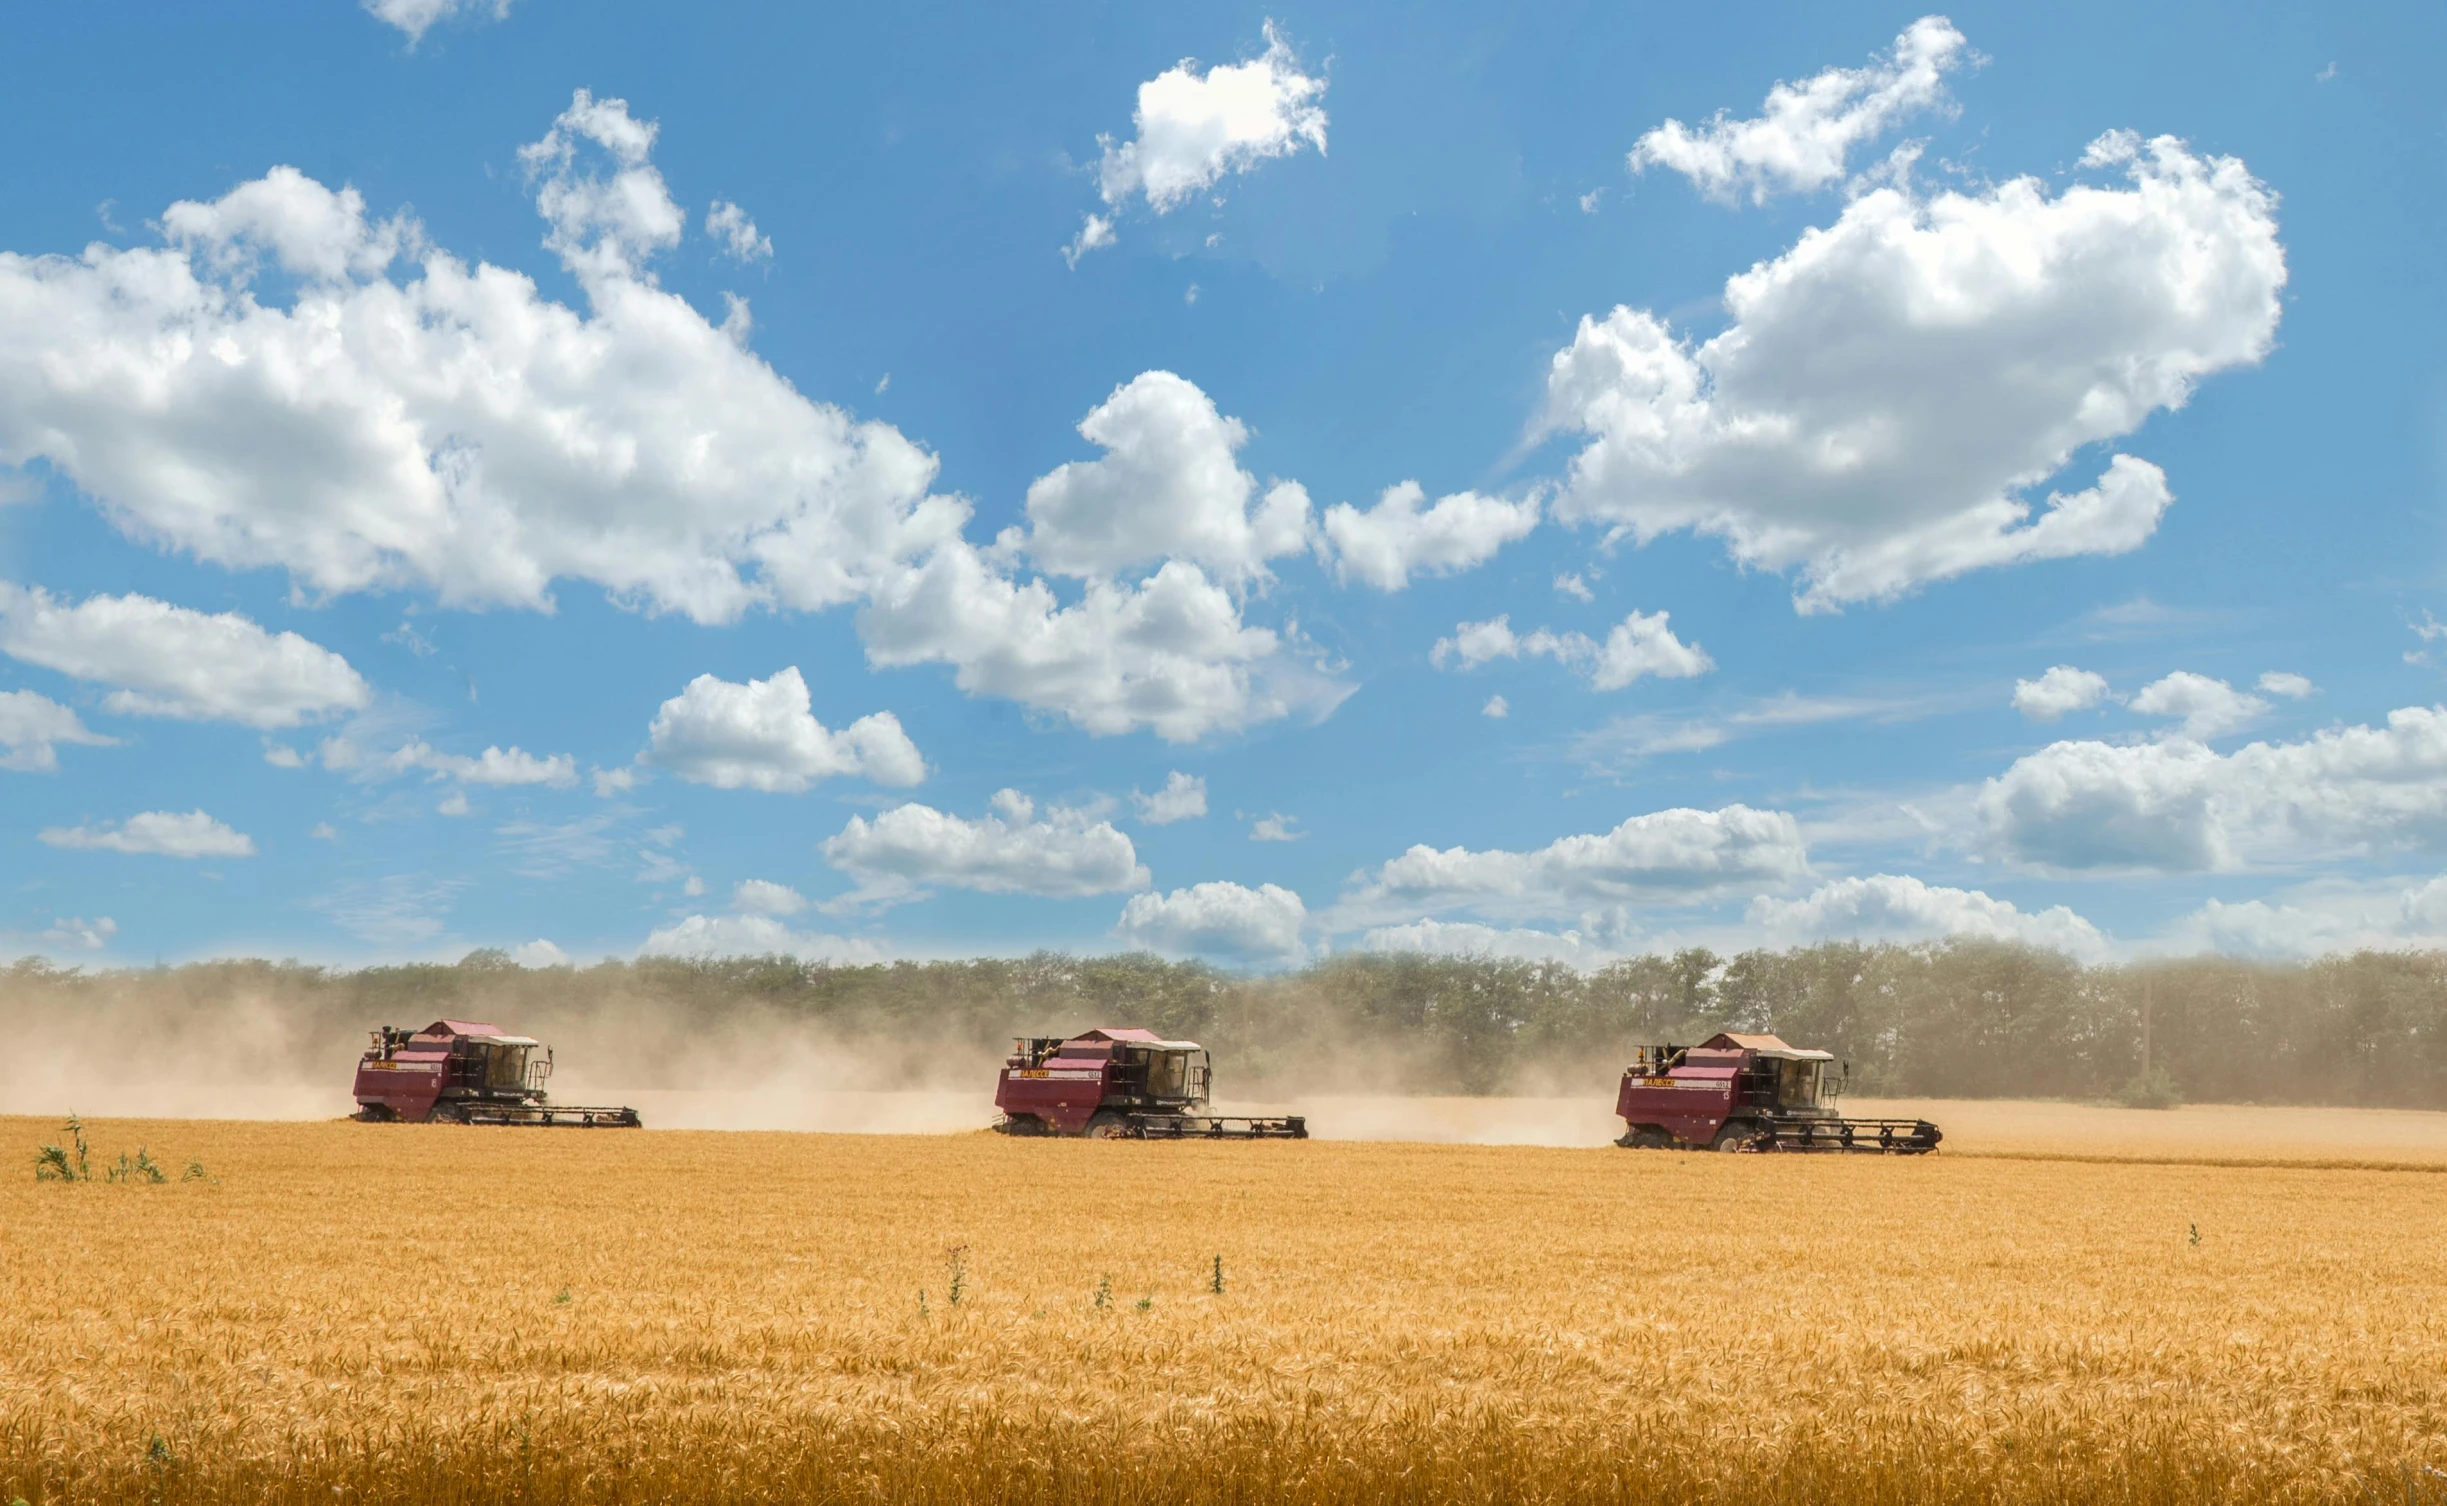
[352,1019,642,1127]
[1616,1032,1939,1153]
[993,1028,1307,1139]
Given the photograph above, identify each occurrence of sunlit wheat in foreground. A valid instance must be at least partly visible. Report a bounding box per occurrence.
[5,1111,2446,1504]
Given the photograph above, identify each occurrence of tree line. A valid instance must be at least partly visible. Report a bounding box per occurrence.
[8,939,2446,1106]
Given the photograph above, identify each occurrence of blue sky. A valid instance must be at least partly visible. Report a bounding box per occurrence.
[3,0,2444,970]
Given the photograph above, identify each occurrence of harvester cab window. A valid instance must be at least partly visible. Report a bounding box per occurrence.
[1776,1060,1821,1109]
[483,1044,528,1092]
[1145,1050,1190,1099]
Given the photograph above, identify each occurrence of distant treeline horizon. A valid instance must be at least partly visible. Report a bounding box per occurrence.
[9,940,2447,1110]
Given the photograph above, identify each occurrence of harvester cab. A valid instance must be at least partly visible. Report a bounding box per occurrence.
[994,1027,1306,1140]
[1615,1032,1938,1154]
[353,1019,641,1127]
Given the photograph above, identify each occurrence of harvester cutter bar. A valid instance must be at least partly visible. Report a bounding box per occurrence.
[1758,1117,1940,1154]
[454,1103,643,1128]
[1127,1114,1309,1140]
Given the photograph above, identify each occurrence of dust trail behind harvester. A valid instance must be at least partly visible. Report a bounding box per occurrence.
[0,964,1008,1131]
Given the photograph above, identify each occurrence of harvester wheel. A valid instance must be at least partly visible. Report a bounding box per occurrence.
[353,1103,398,1124]
[1084,1112,1133,1140]
[1711,1120,1761,1152]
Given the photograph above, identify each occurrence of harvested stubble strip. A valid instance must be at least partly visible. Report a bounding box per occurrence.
[0,1404,2361,1506]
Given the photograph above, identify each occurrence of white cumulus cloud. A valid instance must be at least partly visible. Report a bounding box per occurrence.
[704,200,771,262]
[1095,21,1327,218]
[858,545,1342,743]
[35,915,119,953]
[1320,482,1540,591]
[1545,134,2284,610]
[2012,665,2110,722]
[1980,706,2447,873]
[732,878,808,916]
[1748,873,2106,961]
[1132,771,1208,825]
[1339,805,1810,925]
[645,667,924,792]
[0,584,367,728]
[509,938,570,967]
[640,913,889,963]
[364,0,510,45]
[1018,372,1311,584]
[1115,881,1308,965]
[2257,671,2316,700]
[0,690,114,773]
[1431,610,1712,690]
[2129,671,2267,740]
[0,95,960,627]
[2157,875,2447,960]
[820,789,1149,905]
[1357,919,1625,970]
[40,809,256,859]
[1630,16,1970,204]
[391,740,577,788]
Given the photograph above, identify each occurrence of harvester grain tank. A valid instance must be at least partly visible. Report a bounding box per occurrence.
[993,1028,1307,1139]
[1615,1032,1938,1153]
[352,1019,642,1126]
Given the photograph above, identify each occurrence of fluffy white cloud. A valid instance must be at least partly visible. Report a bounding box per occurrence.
[1320,482,1540,591]
[1114,881,1309,965]
[40,809,256,858]
[704,200,771,262]
[0,584,367,728]
[391,740,577,787]
[1357,919,1624,970]
[1063,213,1118,268]
[645,667,924,792]
[733,878,808,916]
[1132,771,1207,825]
[2157,875,2447,960]
[0,690,113,773]
[1630,16,1969,203]
[1748,874,2106,961]
[2012,665,2110,722]
[1095,21,1327,217]
[640,913,889,963]
[820,789,1149,904]
[2258,671,2317,700]
[364,0,510,45]
[35,915,118,953]
[509,938,570,967]
[1431,610,1712,690]
[1545,134,2284,610]
[859,544,1342,743]
[1981,706,2447,872]
[1482,695,1509,719]
[1340,805,1810,924]
[2130,671,2267,740]
[1249,813,1304,842]
[1018,372,1311,583]
[0,95,960,627]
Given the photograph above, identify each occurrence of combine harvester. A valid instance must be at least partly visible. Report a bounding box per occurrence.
[352,1019,642,1127]
[1616,1032,1939,1153]
[994,1028,1307,1139]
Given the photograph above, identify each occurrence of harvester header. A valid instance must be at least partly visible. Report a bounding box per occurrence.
[994,1028,1306,1139]
[353,1019,641,1127]
[1616,1032,1938,1153]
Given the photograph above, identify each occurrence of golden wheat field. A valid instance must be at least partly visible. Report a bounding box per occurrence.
[5,1107,2446,1505]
